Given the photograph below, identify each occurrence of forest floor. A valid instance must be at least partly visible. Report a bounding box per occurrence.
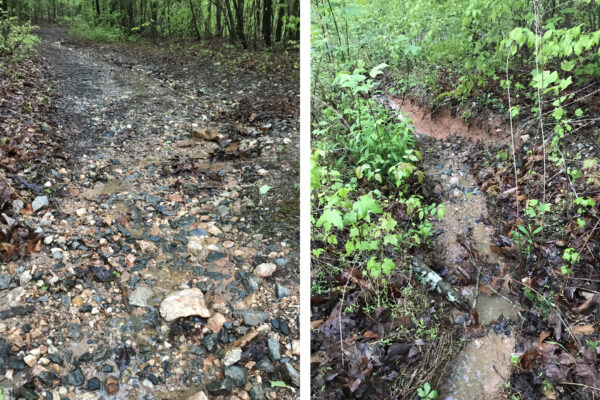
[0,26,299,400]
[311,90,600,399]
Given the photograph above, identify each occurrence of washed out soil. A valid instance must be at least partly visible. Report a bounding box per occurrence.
[0,26,299,400]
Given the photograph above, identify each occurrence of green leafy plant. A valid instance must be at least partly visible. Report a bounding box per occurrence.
[417,382,438,399]
[560,247,580,276]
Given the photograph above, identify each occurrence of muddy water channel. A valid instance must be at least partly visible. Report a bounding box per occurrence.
[383,97,523,399]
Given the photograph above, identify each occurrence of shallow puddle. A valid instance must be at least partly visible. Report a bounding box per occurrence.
[83,180,130,199]
[441,333,516,400]
[461,287,519,326]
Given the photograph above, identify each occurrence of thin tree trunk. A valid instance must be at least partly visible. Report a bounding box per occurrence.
[262,0,272,46]
[274,0,284,42]
[189,0,202,39]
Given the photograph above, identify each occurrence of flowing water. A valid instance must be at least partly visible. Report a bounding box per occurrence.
[382,95,521,400]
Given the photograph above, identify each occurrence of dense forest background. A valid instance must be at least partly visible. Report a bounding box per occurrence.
[0,0,299,48]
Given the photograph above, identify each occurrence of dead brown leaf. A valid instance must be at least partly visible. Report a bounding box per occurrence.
[571,324,595,335]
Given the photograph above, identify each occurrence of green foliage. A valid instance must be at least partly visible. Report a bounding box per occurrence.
[417,382,438,399]
[0,10,39,61]
[68,15,124,42]
[560,247,580,275]
[3,0,299,48]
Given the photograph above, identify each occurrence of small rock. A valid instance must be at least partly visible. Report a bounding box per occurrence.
[24,354,38,367]
[37,371,59,387]
[87,377,100,391]
[249,385,266,400]
[275,284,290,299]
[207,313,227,334]
[187,391,209,400]
[75,208,87,217]
[206,379,234,396]
[224,365,248,387]
[32,196,49,212]
[64,368,84,387]
[0,274,11,289]
[159,288,211,322]
[243,274,260,294]
[187,237,205,255]
[279,362,300,388]
[20,271,32,286]
[237,310,270,326]
[106,376,119,395]
[222,347,242,367]
[256,358,275,374]
[129,285,154,307]
[254,263,276,278]
[267,337,281,361]
[449,176,460,187]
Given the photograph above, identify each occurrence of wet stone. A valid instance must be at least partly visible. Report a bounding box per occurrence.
[206,379,234,396]
[64,368,85,387]
[224,365,248,387]
[87,377,101,391]
[102,364,113,373]
[203,334,217,352]
[129,285,154,307]
[32,196,49,212]
[279,362,300,388]
[267,337,281,361]
[249,385,266,400]
[256,357,275,374]
[275,283,290,299]
[189,228,208,237]
[206,251,226,262]
[237,310,269,326]
[0,275,11,289]
[92,346,112,362]
[37,371,59,387]
[7,358,26,371]
[272,317,290,335]
[243,274,260,294]
[274,257,289,266]
[0,339,9,357]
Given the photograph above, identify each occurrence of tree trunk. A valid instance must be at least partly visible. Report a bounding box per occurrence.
[206,0,212,36]
[274,0,284,42]
[95,0,101,19]
[189,0,202,39]
[215,0,222,36]
[262,0,272,46]
[233,0,246,47]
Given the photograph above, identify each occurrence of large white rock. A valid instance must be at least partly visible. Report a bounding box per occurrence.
[159,288,211,322]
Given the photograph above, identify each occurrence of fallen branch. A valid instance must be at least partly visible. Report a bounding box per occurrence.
[410,258,470,311]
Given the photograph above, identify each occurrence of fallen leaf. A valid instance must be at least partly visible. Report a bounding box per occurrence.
[571,324,595,335]
[363,330,379,340]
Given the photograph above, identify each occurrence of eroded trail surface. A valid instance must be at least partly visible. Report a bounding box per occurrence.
[386,98,521,400]
[1,27,299,399]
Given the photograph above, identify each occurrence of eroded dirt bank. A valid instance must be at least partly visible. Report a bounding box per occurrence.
[0,26,299,399]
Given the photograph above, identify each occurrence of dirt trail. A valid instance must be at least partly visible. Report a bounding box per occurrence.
[0,27,298,399]
[385,98,522,400]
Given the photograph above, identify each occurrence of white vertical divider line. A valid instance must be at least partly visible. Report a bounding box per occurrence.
[299,0,311,398]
